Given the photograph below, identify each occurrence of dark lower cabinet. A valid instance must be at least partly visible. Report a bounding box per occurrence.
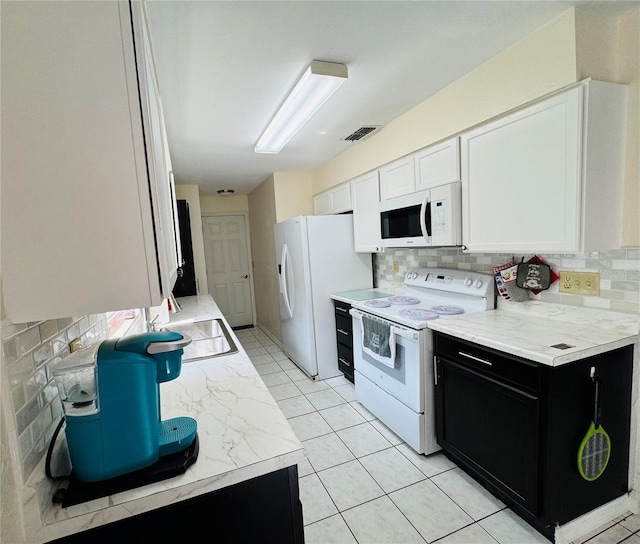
[434,332,632,542]
[48,466,304,544]
[333,300,354,383]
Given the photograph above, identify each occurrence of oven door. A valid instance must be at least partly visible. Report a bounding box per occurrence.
[350,309,425,412]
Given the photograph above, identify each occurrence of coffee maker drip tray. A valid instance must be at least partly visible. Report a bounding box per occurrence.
[55,434,199,508]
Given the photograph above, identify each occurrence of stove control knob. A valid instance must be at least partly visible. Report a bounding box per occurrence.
[464,277,473,287]
[474,279,484,288]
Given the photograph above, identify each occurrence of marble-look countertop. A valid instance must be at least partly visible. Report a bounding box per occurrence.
[428,300,639,366]
[25,295,305,543]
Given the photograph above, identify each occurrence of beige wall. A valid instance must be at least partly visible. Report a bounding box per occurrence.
[273,171,314,223]
[312,9,578,193]
[247,176,282,341]
[200,194,249,213]
[175,184,209,294]
[618,9,639,247]
[576,8,640,248]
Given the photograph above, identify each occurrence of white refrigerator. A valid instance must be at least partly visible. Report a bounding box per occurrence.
[274,215,373,380]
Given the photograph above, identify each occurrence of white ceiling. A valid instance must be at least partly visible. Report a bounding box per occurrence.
[145,1,633,196]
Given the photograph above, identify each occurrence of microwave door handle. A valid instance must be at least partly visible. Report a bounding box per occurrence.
[420,193,432,241]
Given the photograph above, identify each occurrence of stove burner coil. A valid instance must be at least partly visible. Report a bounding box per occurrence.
[363,299,392,308]
[387,296,421,306]
[397,309,440,321]
[430,305,465,315]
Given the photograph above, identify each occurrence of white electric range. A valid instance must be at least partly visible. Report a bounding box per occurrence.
[349,268,495,454]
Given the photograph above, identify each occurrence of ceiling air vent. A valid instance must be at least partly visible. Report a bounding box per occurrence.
[343,125,381,142]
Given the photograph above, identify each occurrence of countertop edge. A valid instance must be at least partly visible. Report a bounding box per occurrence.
[427,304,639,367]
[429,322,637,366]
[36,449,306,542]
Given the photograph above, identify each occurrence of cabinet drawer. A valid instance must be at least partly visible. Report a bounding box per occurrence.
[335,314,352,348]
[435,333,541,394]
[337,342,353,375]
[333,300,352,316]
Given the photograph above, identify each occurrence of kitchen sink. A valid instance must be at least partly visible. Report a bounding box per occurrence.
[160,318,238,362]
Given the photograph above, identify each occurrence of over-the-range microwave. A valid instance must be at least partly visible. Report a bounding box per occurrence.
[379,182,462,248]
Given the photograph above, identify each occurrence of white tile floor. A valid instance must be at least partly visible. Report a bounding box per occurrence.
[235,327,640,544]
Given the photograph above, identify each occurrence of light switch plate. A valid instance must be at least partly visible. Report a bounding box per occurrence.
[558,271,600,296]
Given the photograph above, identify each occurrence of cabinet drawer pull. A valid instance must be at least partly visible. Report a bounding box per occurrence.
[336,306,350,314]
[337,328,350,336]
[459,351,493,366]
[339,357,351,367]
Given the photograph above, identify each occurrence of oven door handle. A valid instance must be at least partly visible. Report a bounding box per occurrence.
[349,309,419,340]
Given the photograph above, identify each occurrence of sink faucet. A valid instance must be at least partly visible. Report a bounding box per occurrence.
[169,293,182,314]
[149,314,160,332]
[142,308,160,332]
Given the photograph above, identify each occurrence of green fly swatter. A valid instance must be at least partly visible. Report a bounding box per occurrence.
[577,371,611,481]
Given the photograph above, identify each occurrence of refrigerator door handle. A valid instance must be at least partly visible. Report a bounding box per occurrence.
[281,244,294,318]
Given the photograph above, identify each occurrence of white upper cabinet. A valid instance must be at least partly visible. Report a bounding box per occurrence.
[461,81,627,254]
[379,155,415,200]
[414,137,460,191]
[351,171,384,253]
[2,0,181,322]
[137,7,182,290]
[313,192,332,215]
[380,137,460,200]
[329,183,353,214]
[314,182,352,215]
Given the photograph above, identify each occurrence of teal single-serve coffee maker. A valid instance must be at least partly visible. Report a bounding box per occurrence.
[53,331,196,483]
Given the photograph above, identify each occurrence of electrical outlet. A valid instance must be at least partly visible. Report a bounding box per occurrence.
[393,261,399,273]
[69,337,83,352]
[558,271,600,296]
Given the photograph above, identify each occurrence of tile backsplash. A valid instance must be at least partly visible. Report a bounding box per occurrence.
[376,248,640,314]
[1,313,108,483]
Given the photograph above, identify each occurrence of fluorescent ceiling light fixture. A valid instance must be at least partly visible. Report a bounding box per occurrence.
[255,60,348,154]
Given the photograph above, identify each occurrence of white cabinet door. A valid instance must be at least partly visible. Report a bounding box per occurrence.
[461,87,583,253]
[351,171,384,253]
[329,183,352,214]
[379,156,415,200]
[313,192,332,215]
[1,0,178,322]
[134,2,180,293]
[415,137,461,191]
[314,182,352,215]
[461,81,626,254]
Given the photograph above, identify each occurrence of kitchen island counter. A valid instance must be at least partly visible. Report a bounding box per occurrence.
[26,295,305,543]
[427,299,639,366]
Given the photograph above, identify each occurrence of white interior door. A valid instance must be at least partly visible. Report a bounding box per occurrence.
[202,215,253,328]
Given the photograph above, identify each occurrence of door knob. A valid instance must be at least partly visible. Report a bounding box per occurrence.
[242,274,249,279]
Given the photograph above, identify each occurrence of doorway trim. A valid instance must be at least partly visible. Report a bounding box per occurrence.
[201,211,257,329]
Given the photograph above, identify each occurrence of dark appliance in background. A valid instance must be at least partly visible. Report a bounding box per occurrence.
[172,200,197,297]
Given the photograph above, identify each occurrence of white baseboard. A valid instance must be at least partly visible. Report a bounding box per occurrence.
[256,322,282,348]
[554,495,632,544]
